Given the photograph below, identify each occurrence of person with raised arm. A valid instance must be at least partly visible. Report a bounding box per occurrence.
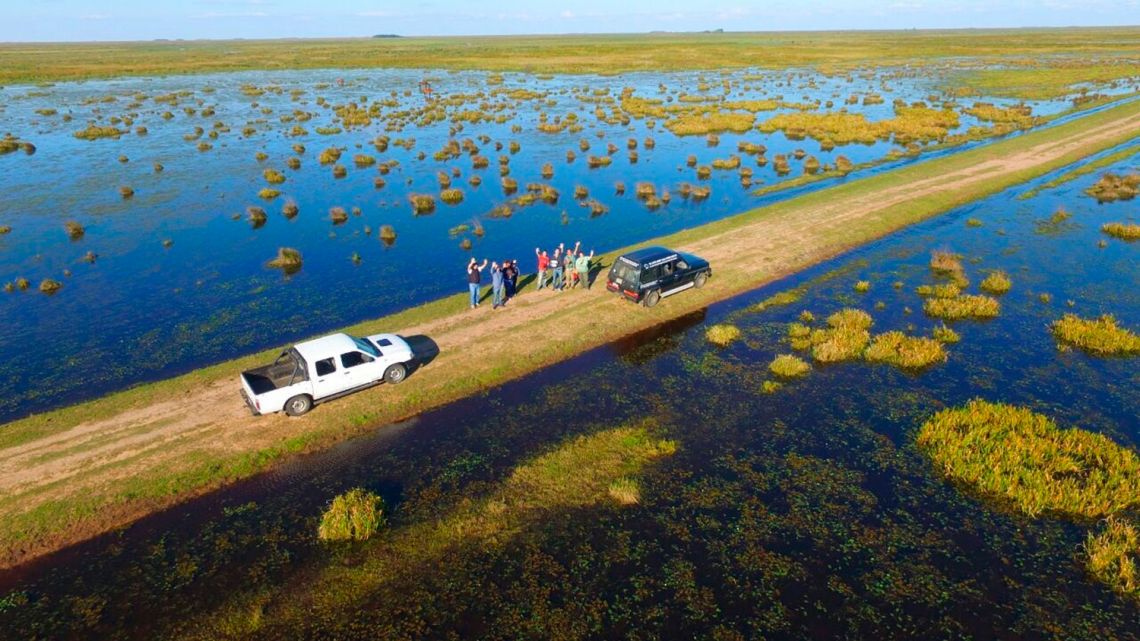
[467,257,488,309]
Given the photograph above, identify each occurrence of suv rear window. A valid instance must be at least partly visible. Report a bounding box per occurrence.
[610,258,640,287]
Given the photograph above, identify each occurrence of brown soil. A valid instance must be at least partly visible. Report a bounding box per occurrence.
[1,107,1138,570]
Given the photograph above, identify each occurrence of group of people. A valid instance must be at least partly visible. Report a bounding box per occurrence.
[465,241,595,310]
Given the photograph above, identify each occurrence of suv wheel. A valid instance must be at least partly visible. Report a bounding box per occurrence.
[384,363,407,384]
[694,272,708,289]
[284,394,313,417]
[643,290,661,308]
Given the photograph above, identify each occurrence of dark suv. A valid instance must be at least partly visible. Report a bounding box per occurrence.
[606,246,712,307]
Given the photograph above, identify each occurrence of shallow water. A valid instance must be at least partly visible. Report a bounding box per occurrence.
[0,65,1107,421]
[0,133,1136,638]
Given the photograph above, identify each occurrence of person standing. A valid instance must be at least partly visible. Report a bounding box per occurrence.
[503,259,518,299]
[467,257,487,309]
[535,248,550,290]
[575,249,594,289]
[490,261,505,309]
[551,246,564,291]
[562,243,577,289]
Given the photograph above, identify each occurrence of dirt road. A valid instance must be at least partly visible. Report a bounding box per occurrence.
[2,102,1138,569]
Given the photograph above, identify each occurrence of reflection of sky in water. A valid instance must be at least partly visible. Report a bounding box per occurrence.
[3,143,1136,639]
[0,66,1123,420]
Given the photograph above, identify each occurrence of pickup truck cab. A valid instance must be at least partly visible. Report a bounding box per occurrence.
[240,332,414,416]
[606,246,712,307]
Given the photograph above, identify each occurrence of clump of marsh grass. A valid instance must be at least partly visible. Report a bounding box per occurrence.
[787,322,813,350]
[82,250,98,263]
[317,488,385,542]
[332,164,347,178]
[923,295,1000,320]
[932,324,960,343]
[39,279,62,295]
[761,380,783,394]
[1036,206,1075,235]
[854,280,870,293]
[915,283,961,299]
[864,331,947,369]
[440,189,464,205]
[769,354,810,378]
[282,201,299,219]
[267,247,302,273]
[409,194,436,215]
[247,206,268,227]
[607,478,641,505]
[1085,517,1139,601]
[0,225,10,235]
[257,188,280,200]
[1085,172,1139,203]
[1102,222,1140,241]
[64,220,85,240]
[916,399,1140,519]
[929,250,967,286]
[1051,314,1140,355]
[966,218,983,227]
[806,309,874,363]
[979,270,1012,295]
[329,206,348,224]
[586,155,612,168]
[379,225,397,246]
[706,324,742,347]
[501,177,518,194]
[264,168,285,184]
[119,186,134,199]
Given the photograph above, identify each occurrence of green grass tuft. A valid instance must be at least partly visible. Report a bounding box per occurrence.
[607,478,641,505]
[863,331,947,369]
[923,295,1000,320]
[768,354,811,378]
[1101,222,1140,241]
[317,488,385,542]
[705,324,741,347]
[979,270,1012,295]
[1085,517,1139,601]
[1051,314,1140,355]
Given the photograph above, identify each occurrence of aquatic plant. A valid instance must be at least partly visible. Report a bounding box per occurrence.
[459,238,472,250]
[440,189,464,205]
[1050,314,1140,355]
[332,164,347,179]
[0,225,10,234]
[379,225,397,245]
[153,162,163,173]
[574,185,588,200]
[761,380,783,394]
[607,478,640,505]
[196,141,212,152]
[64,220,85,240]
[864,331,947,369]
[809,308,873,363]
[501,177,518,194]
[39,279,62,294]
[711,155,741,170]
[1102,222,1140,241]
[410,195,436,215]
[1036,206,1074,234]
[257,188,280,200]
[932,324,960,343]
[318,147,342,165]
[263,169,285,184]
[915,283,961,299]
[1085,172,1139,203]
[1085,517,1139,601]
[966,218,983,227]
[923,295,1000,320]
[72,125,125,140]
[854,280,870,293]
[929,250,963,274]
[247,206,268,227]
[328,206,348,225]
[979,270,1011,295]
[696,166,711,179]
[266,247,302,272]
[119,186,134,199]
[769,354,811,378]
[803,155,821,174]
[705,324,742,347]
[281,201,299,219]
[586,155,612,168]
[665,112,754,135]
[317,488,385,542]
[798,310,814,323]
[916,399,1140,519]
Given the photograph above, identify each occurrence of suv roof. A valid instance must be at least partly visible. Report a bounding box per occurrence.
[620,246,678,265]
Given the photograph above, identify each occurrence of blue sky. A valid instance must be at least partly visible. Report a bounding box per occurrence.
[3,0,1137,41]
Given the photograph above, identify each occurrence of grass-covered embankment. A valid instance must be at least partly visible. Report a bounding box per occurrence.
[0,97,1139,570]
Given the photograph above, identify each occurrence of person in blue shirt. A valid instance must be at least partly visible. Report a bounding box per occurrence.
[490,261,505,309]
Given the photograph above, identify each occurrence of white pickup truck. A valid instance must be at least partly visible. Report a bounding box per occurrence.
[239,332,415,416]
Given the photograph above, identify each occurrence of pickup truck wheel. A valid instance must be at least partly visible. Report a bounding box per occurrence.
[643,290,661,308]
[384,363,407,384]
[693,272,708,289]
[284,394,313,417]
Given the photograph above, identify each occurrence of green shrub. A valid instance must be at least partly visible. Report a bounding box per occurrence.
[317,488,386,542]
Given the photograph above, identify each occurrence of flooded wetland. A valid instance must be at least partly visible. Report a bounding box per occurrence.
[1,30,1139,641]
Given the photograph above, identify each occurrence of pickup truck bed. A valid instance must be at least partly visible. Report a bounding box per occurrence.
[241,350,308,395]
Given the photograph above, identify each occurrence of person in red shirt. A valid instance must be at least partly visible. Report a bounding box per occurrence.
[534,248,550,290]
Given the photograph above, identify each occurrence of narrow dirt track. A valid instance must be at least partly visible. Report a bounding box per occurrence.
[2,105,1138,569]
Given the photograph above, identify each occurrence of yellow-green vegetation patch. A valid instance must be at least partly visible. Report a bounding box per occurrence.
[1085,517,1139,601]
[788,322,813,350]
[761,380,783,394]
[854,280,871,293]
[664,111,755,135]
[810,308,872,363]
[317,488,385,542]
[1051,314,1140,355]
[1085,172,1139,203]
[266,247,302,273]
[979,270,1012,295]
[924,295,1000,320]
[607,477,641,505]
[915,283,961,299]
[932,324,961,343]
[705,324,742,347]
[917,399,1140,519]
[864,331,947,369]
[1102,222,1140,241]
[768,354,811,378]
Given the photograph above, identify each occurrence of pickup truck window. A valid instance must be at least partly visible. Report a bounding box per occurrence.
[315,358,336,377]
[351,336,380,357]
[340,351,374,369]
